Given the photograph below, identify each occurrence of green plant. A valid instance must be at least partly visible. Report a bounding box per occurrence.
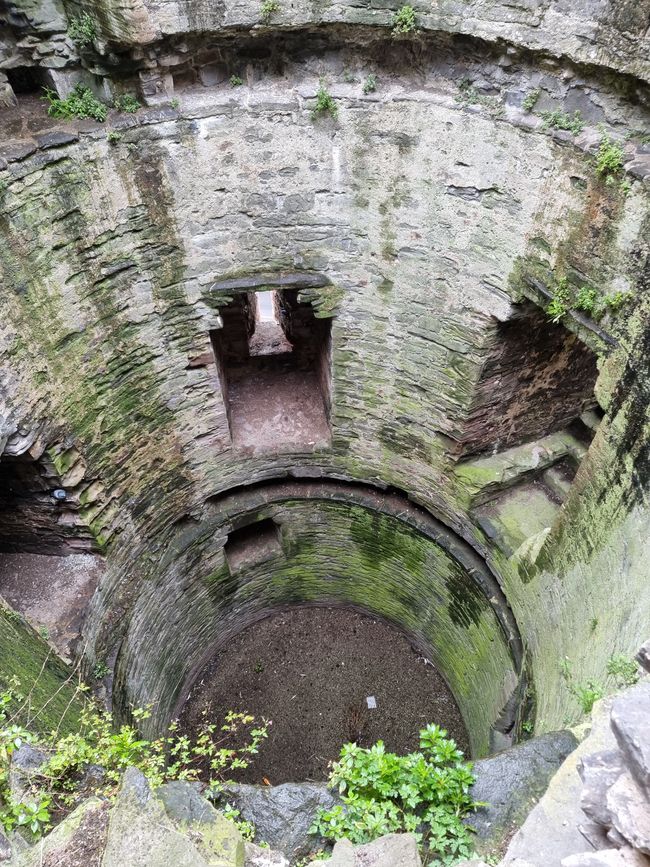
[230,75,244,87]
[540,109,585,136]
[170,98,180,109]
[521,721,534,734]
[574,286,598,315]
[573,681,604,714]
[595,136,624,177]
[391,4,417,35]
[311,724,479,864]
[220,803,256,841]
[589,617,599,633]
[546,277,571,324]
[343,70,357,83]
[311,83,338,120]
[260,0,280,20]
[522,88,540,112]
[92,661,111,679]
[455,79,502,114]
[106,131,123,144]
[42,85,108,122]
[0,677,269,839]
[603,290,632,311]
[363,74,377,94]
[38,627,50,641]
[606,655,639,688]
[67,12,96,47]
[113,93,141,113]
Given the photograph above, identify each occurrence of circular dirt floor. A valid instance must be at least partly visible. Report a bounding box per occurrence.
[178,607,470,784]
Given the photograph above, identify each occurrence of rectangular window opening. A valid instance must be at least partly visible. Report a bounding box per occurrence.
[210,289,332,454]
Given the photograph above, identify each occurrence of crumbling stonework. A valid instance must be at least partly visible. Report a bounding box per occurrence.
[0,0,649,783]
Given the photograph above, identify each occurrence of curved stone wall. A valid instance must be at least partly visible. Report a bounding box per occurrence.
[1,4,649,760]
[112,480,522,756]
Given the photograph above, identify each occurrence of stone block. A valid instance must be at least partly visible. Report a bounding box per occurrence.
[321,833,421,866]
[220,782,340,861]
[611,684,650,798]
[606,772,650,854]
[578,749,626,826]
[561,848,650,867]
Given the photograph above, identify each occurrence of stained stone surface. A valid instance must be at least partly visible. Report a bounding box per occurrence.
[0,0,649,792]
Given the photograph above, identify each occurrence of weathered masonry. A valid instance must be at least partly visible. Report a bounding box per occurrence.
[0,0,649,768]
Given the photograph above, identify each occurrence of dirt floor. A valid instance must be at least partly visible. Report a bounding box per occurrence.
[0,552,104,660]
[227,365,331,454]
[178,607,470,785]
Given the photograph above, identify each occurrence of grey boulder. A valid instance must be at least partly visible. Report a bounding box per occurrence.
[469,730,579,852]
[319,833,421,866]
[578,749,626,826]
[610,683,650,799]
[606,773,650,855]
[562,848,650,867]
[220,782,339,860]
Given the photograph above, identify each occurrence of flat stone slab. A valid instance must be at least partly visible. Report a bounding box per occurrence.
[503,697,617,867]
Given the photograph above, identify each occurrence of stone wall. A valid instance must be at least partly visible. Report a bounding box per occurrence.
[0,3,649,755]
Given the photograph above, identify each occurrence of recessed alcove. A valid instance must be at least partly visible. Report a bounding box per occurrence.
[210,288,332,453]
[0,454,94,555]
[458,303,600,458]
[224,517,282,574]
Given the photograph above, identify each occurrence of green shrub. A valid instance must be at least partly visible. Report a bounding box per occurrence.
[540,109,584,135]
[0,679,269,839]
[522,88,540,112]
[363,74,377,94]
[261,0,280,21]
[595,136,624,177]
[106,131,123,145]
[546,277,571,324]
[573,681,604,714]
[113,94,141,113]
[42,85,107,122]
[392,5,417,35]
[603,290,632,311]
[230,75,244,87]
[606,655,639,688]
[574,286,598,315]
[67,12,96,47]
[311,83,338,120]
[311,724,479,864]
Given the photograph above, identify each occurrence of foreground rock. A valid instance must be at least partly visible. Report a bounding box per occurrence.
[6,768,287,867]
[220,782,339,860]
[470,730,578,854]
[503,677,650,867]
[317,833,421,866]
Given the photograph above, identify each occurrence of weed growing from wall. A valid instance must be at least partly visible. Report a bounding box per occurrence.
[560,655,640,717]
[363,74,377,94]
[522,89,540,112]
[42,86,107,122]
[311,83,338,120]
[545,275,633,325]
[392,5,417,35]
[311,724,479,864]
[230,75,244,87]
[595,135,624,178]
[260,0,280,21]
[540,109,585,135]
[67,13,96,47]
